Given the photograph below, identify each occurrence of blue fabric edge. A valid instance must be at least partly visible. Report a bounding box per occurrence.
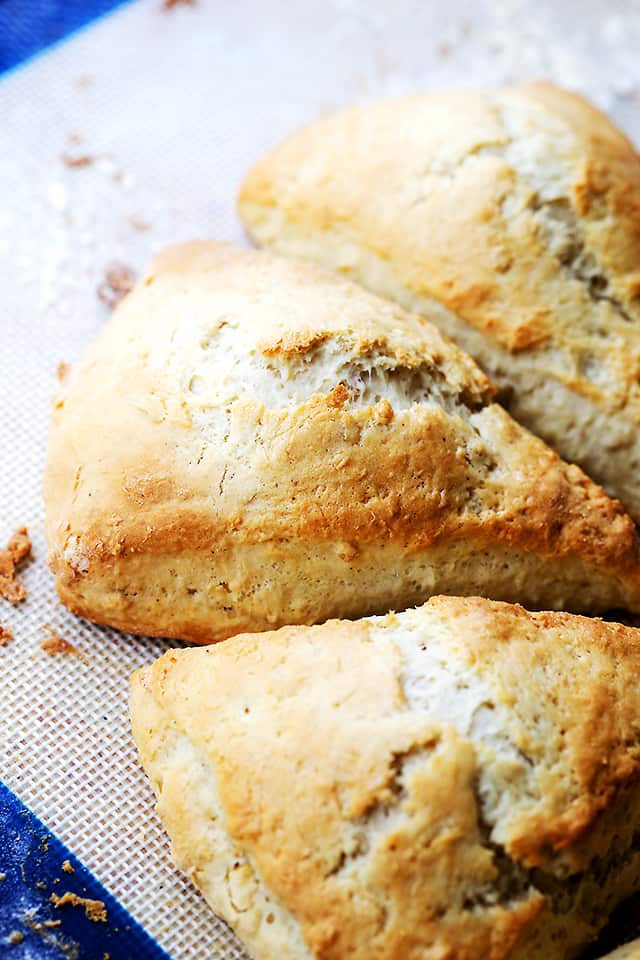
[0,0,136,79]
[0,778,174,959]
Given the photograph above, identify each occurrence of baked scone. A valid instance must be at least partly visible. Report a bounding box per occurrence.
[44,241,640,642]
[238,83,640,519]
[130,597,640,960]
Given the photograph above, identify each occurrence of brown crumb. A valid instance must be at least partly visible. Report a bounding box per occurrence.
[0,873,6,882]
[8,931,24,944]
[62,860,74,875]
[41,628,81,657]
[104,954,110,960]
[0,527,32,606]
[51,892,107,923]
[0,625,13,647]
[128,214,150,232]
[43,920,62,928]
[162,0,196,8]
[61,153,94,169]
[373,399,394,425]
[437,42,451,58]
[325,383,351,409]
[97,262,136,309]
[8,528,31,566]
[57,362,71,385]
[37,880,47,890]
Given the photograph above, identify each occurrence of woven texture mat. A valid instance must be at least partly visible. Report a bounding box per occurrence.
[1,1,640,956]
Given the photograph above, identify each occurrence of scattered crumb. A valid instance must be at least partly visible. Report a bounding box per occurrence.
[51,892,107,923]
[43,920,62,928]
[163,0,196,8]
[128,214,150,232]
[8,931,24,945]
[437,42,450,57]
[67,131,82,145]
[0,626,13,646]
[62,860,74,875]
[97,262,136,308]
[104,954,110,960]
[57,361,71,385]
[7,528,31,566]
[41,628,81,657]
[61,153,94,169]
[0,873,6,882]
[0,527,32,605]
[37,881,47,890]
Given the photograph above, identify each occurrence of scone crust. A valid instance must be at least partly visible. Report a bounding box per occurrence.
[131,597,640,960]
[44,242,640,641]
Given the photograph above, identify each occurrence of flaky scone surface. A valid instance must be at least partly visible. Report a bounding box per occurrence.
[239,83,640,517]
[131,597,640,960]
[44,241,640,641]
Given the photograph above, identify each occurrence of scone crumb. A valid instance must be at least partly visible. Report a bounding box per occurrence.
[61,152,94,169]
[57,362,71,384]
[41,628,81,657]
[128,215,150,232]
[374,399,394,425]
[43,920,61,928]
[163,0,196,8]
[0,626,14,646]
[51,892,107,923]
[62,860,74,875]
[97,262,136,308]
[326,383,351,408]
[0,527,32,605]
[8,931,24,945]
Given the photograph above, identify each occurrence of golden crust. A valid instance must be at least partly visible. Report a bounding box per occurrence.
[130,597,640,959]
[44,241,640,642]
[238,83,640,518]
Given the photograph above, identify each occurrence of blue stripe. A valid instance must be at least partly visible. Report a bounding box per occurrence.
[0,0,133,74]
[0,780,173,959]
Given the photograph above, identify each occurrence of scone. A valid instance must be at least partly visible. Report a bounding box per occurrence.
[238,82,640,519]
[44,241,640,643]
[130,596,640,960]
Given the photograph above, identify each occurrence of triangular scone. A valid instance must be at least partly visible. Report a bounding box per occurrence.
[239,83,640,520]
[44,242,640,643]
[131,597,640,960]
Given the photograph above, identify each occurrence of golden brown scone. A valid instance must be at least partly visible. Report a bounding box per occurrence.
[238,82,640,519]
[44,241,640,643]
[130,597,640,960]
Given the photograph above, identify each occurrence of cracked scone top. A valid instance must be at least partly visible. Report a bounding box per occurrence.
[239,83,640,520]
[130,597,640,960]
[44,241,640,642]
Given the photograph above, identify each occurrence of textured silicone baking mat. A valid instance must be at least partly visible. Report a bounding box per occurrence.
[2,1,640,956]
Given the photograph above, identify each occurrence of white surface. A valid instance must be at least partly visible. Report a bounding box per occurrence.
[1,0,640,956]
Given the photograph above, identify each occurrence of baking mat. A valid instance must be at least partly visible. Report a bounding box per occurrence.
[1,0,640,956]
